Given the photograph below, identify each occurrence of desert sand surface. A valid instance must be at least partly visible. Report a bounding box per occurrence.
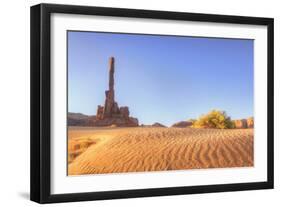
[68,127,253,175]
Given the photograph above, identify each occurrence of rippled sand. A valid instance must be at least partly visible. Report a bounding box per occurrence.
[68,127,253,175]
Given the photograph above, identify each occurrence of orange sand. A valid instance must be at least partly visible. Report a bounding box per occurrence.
[68,127,253,175]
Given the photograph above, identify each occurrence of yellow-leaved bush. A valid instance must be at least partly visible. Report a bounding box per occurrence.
[192,110,234,129]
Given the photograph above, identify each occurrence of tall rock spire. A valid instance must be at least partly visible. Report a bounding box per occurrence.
[103,57,115,117]
[95,57,138,126]
[109,57,114,92]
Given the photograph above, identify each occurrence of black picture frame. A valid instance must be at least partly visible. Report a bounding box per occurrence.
[30,3,274,204]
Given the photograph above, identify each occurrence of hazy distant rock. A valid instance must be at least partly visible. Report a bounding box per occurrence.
[68,112,88,120]
[152,122,167,128]
[139,123,166,128]
[68,112,96,126]
[171,121,193,128]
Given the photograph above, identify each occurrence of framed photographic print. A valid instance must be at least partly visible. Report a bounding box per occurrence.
[30,3,274,203]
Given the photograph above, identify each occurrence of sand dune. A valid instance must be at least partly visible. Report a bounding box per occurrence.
[68,127,253,175]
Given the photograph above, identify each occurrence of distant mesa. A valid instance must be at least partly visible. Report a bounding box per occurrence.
[67,112,96,126]
[140,122,167,128]
[171,121,193,128]
[151,122,167,128]
[68,57,138,127]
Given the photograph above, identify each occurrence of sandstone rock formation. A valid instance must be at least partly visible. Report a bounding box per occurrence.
[247,117,254,128]
[233,118,253,129]
[92,57,138,127]
[233,119,247,129]
[171,121,193,128]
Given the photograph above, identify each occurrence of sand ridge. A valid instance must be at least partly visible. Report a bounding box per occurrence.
[68,127,253,175]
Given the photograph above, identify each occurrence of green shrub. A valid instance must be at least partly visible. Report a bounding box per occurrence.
[192,110,234,129]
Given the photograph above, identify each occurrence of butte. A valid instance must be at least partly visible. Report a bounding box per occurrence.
[92,57,139,127]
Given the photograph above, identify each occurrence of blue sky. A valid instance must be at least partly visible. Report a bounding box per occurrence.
[68,31,254,126]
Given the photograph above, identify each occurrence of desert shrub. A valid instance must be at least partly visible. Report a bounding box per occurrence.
[192,110,234,129]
